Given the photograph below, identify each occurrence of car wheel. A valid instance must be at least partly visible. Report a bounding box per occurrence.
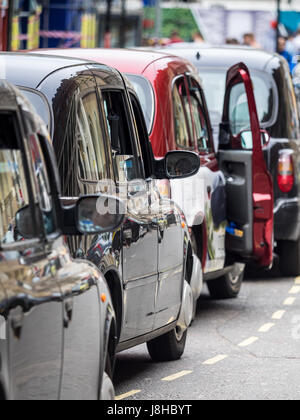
[207,263,245,299]
[100,372,115,400]
[278,239,300,277]
[147,327,187,362]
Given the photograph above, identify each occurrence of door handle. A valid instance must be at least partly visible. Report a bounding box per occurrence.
[63,299,73,329]
[11,307,24,339]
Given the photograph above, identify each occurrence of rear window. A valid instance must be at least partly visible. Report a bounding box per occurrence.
[198,67,277,129]
[125,74,155,134]
[19,88,51,129]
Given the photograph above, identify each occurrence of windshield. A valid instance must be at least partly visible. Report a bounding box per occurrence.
[198,68,277,128]
[19,88,51,129]
[125,74,155,133]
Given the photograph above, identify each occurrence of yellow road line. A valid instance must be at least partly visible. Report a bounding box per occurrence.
[162,370,193,382]
[283,297,296,306]
[289,286,300,295]
[295,277,300,285]
[238,337,259,347]
[203,355,228,365]
[115,390,141,400]
[272,310,286,320]
[258,323,275,333]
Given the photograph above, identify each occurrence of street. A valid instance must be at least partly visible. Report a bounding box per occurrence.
[114,268,300,400]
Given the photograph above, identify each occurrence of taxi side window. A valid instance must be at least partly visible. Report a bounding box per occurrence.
[77,91,108,182]
[0,113,31,244]
[0,112,55,245]
[173,78,192,149]
[188,79,211,152]
[102,90,140,182]
[27,133,56,236]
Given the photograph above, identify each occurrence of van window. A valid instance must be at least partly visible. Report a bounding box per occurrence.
[228,82,251,136]
[198,67,276,128]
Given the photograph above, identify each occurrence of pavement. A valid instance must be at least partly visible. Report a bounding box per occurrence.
[114,268,300,400]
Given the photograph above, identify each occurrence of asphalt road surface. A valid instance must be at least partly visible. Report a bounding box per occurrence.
[114,268,300,400]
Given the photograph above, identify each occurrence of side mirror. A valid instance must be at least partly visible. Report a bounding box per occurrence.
[239,129,270,150]
[15,205,42,239]
[76,195,126,235]
[16,205,35,239]
[165,151,200,179]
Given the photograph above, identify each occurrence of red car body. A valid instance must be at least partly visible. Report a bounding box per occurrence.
[0,0,10,51]
[33,48,274,298]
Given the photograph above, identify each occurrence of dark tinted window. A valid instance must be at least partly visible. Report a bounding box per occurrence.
[102,90,139,181]
[126,74,155,134]
[129,93,153,179]
[20,88,51,129]
[189,79,211,151]
[28,133,56,235]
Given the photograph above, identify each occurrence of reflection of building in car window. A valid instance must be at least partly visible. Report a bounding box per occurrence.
[0,149,30,244]
[77,93,108,182]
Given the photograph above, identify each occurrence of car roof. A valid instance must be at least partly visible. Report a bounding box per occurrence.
[0,52,97,89]
[160,45,280,72]
[33,48,193,75]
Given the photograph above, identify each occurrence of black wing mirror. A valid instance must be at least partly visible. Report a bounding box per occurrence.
[165,151,200,179]
[76,195,126,235]
[16,205,35,239]
[15,204,44,239]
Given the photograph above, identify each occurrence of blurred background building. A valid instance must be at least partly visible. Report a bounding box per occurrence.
[0,0,299,52]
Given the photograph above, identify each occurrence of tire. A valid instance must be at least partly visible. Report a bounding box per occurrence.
[100,372,115,401]
[278,239,300,277]
[207,263,244,299]
[147,328,187,362]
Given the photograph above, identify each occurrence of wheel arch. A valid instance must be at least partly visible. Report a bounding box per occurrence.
[0,382,6,400]
[104,268,123,341]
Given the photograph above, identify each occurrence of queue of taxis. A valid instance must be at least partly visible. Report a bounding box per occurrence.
[0,52,202,399]
[0,43,284,399]
[41,48,274,299]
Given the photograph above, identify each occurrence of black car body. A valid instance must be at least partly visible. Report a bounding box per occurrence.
[0,80,120,400]
[1,52,202,362]
[167,46,300,276]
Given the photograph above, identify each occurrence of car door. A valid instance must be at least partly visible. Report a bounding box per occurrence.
[0,105,63,400]
[218,63,274,267]
[99,85,158,342]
